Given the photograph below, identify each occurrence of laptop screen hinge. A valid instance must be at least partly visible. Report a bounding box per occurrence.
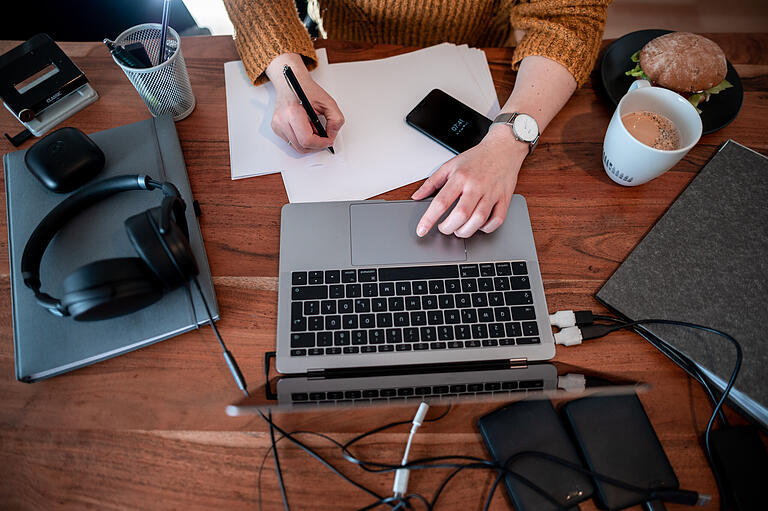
[509,358,527,368]
[307,369,325,379]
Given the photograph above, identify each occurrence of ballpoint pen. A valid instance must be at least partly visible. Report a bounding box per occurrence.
[283,64,335,154]
[158,0,172,64]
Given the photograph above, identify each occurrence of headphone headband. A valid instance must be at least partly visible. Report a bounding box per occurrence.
[21,174,184,313]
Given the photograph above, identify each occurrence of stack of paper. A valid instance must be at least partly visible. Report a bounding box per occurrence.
[224,43,500,202]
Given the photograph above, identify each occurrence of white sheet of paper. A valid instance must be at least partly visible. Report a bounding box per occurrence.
[280,44,500,203]
[225,49,340,179]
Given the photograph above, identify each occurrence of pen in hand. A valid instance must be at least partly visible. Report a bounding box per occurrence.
[283,65,335,154]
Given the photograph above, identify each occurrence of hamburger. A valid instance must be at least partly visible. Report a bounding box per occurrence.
[625,32,732,112]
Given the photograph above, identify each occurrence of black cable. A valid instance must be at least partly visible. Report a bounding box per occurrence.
[483,472,505,511]
[268,410,291,511]
[580,318,742,511]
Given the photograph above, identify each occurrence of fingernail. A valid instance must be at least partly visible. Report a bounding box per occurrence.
[417,225,427,237]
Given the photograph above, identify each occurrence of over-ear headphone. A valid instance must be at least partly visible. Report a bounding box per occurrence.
[21,174,199,321]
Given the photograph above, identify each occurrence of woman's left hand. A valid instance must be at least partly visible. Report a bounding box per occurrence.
[412,126,528,238]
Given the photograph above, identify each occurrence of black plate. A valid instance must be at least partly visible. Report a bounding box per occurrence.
[600,29,743,135]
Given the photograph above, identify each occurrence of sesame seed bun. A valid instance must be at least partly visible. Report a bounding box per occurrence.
[639,32,727,92]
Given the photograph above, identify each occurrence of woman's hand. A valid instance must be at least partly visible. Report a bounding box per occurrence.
[265,53,344,153]
[412,125,528,238]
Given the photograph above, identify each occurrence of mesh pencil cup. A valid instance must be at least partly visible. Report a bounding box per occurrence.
[112,23,196,121]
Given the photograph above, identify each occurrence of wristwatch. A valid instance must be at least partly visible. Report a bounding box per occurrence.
[492,112,540,154]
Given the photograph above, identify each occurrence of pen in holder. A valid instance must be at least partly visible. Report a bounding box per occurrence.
[111,23,195,121]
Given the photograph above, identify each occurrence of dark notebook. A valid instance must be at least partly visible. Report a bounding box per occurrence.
[4,115,218,382]
[597,140,768,428]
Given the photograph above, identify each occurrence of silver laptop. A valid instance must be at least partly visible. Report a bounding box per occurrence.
[276,196,555,375]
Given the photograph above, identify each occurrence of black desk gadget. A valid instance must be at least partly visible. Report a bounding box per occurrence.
[0,33,98,146]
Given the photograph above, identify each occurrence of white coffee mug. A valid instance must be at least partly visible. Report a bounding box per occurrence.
[602,80,702,186]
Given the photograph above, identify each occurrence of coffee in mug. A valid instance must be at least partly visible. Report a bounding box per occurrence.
[621,111,681,151]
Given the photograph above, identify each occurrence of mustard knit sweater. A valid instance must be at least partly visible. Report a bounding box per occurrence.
[223,0,611,87]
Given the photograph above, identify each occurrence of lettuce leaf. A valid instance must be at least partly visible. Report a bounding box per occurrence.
[687,79,733,113]
[625,51,649,80]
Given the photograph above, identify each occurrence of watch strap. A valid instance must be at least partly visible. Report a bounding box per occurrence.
[491,112,539,154]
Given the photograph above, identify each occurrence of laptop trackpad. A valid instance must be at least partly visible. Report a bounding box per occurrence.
[350,202,467,266]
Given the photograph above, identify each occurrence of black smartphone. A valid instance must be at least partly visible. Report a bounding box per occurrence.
[562,394,679,510]
[405,89,492,154]
[478,399,594,511]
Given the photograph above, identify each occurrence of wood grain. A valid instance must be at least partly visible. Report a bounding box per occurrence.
[1,34,766,510]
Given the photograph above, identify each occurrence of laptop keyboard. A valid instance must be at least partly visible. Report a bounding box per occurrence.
[288,261,540,356]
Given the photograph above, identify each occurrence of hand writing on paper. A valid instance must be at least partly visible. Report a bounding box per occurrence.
[266,53,345,154]
[412,126,527,237]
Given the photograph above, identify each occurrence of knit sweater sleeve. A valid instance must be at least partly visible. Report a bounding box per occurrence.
[222,0,317,85]
[511,0,611,87]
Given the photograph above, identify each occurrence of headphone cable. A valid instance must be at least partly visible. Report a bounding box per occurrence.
[192,276,248,396]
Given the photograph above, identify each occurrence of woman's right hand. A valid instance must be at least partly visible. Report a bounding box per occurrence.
[265,53,344,153]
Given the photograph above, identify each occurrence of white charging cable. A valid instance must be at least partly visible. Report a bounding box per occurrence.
[392,402,430,498]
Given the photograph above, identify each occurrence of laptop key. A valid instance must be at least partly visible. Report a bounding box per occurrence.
[388,297,405,311]
[396,282,411,295]
[461,279,477,292]
[510,306,536,321]
[309,271,323,285]
[325,270,340,284]
[461,309,478,323]
[412,281,428,294]
[325,315,341,329]
[329,285,344,298]
[509,276,530,290]
[494,307,511,322]
[358,269,377,282]
[478,308,494,322]
[379,282,395,296]
[517,337,541,345]
[523,321,539,336]
[326,347,341,355]
[378,345,394,352]
[456,294,471,308]
[351,330,368,345]
[505,291,533,305]
[292,393,309,401]
[343,346,359,354]
[413,343,429,351]
[445,279,461,293]
[292,272,307,285]
[472,324,489,339]
[460,264,479,277]
[290,349,307,356]
[488,292,504,306]
[422,295,438,309]
[472,293,488,307]
[317,332,333,346]
[360,314,375,328]
[511,262,528,275]
[438,295,455,309]
[321,300,336,314]
[493,277,510,291]
[292,286,328,300]
[346,283,362,297]
[334,332,350,345]
[342,270,357,283]
[369,329,385,343]
[309,317,323,330]
[489,323,505,338]
[343,315,358,329]
[291,317,306,331]
[495,262,512,276]
[479,263,495,276]
[361,346,377,353]
[482,339,499,347]
[291,333,315,347]
[427,310,444,325]
[292,302,303,320]
[394,312,410,327]
[403,328,419,342]
[455,325,471,339]
[376,313,393,328]
[308,348,324,356]
[338,299,353,314]
[363,283,378,297]
[421,327,437,342]
[386,329,402,343]
[355,298,371,313]
[304,301,320,315]
[447,341,464,349]
[444,309,460,324]
[478,278,493,291]
[429,280,445,294]
[499,338,515,346]
[505,322,522,337]
[396,344,412,351]
[438,326,453,340]
[405,296,421,310]
[372,298,387,312]
[410,311,427,325]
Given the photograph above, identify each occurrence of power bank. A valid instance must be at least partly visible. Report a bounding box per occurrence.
[478,399,594,511]
[562,394,678,510]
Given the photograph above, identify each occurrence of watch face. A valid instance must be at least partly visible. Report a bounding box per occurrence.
[512,114,538,142]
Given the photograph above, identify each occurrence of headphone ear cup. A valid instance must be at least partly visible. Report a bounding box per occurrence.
[125,207,198,289]
[60,257,163,321]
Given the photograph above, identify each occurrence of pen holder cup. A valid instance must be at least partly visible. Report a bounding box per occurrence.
[113,23,196,121]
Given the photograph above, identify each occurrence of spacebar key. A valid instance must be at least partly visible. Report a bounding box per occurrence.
[379,265,459,281]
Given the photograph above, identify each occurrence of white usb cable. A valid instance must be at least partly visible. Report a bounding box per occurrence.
[392,402,430,498]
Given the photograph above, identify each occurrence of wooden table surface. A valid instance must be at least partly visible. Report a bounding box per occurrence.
[1,34,766,510]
